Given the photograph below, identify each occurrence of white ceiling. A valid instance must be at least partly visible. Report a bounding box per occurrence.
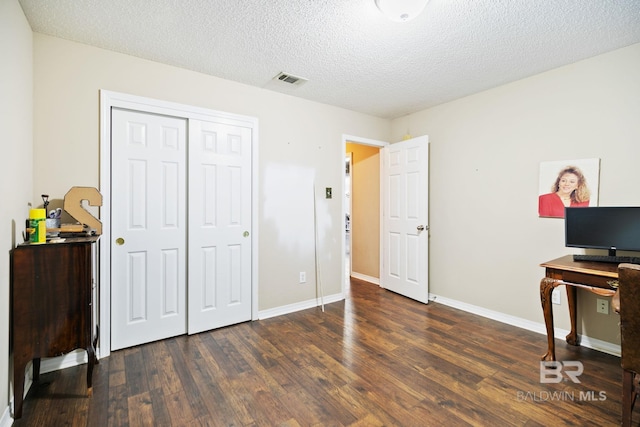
[18,0,640,119]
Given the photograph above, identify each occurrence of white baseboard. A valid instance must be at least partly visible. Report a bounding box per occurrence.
[0,405,12,427]
[349,272,379,285]
[40,350,89,374]
[429,293,621,357]
[258,292,344,320]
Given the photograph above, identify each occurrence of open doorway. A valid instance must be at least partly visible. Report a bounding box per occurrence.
[345,153,352,284]
[343,137,385,293]
[342,134,430,302]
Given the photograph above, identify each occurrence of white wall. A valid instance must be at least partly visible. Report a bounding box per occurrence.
[31,33,390,313]
[392,43,640,344]
[0,0,34,421]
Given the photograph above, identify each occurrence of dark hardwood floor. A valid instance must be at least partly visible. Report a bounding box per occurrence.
[12,278,634,426]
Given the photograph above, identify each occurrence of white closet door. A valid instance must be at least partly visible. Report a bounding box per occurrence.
[111,108,187,350]
[188,120,253,334]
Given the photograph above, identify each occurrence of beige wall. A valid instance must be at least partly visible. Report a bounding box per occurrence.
[391,43,640,345]
[31,33,390,313]
[346,143,380,279]
[0,0,33,419]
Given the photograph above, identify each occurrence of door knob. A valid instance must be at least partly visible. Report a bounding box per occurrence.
[417,225,426,231]
[115,237,125,245]
[243,231,250,237]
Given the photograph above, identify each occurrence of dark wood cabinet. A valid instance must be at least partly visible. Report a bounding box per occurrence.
[10,236,99,419]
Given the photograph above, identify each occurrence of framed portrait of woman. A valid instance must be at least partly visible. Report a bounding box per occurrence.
[538,158,600,218]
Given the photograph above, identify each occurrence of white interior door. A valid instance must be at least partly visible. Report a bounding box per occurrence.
[188,120,253,334]
[111,108,187,350]
[381,135,429,303]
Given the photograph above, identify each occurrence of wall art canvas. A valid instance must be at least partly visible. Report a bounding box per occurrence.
[538,158,600,218]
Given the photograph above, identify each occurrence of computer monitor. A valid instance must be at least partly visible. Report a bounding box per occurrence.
[565,207,640,256]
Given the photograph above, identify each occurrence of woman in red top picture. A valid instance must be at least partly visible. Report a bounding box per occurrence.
[538,165,590,218]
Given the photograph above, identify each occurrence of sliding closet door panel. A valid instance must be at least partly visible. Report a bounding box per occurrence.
[111,108,187,350]
[188,120,252,334]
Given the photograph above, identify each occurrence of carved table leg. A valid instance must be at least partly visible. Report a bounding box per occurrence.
[33,358,41,382]
[13,359,26,419]
[86,325,100,396]
[14,357,41,419]
[86,345,95,397]
[93,325,100,365]
[540,278,558,361]
[565,284,579,345]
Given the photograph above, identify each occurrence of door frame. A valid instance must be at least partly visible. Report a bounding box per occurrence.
[341,134,388,296]
[99,90,259,358]
[345,153,352,278]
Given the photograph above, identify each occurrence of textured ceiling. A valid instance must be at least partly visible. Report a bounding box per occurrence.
[18,0,640,119]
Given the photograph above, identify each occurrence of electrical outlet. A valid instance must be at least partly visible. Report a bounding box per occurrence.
[299,272,306,283]
[551,288,560,305]
[596,298,609,315]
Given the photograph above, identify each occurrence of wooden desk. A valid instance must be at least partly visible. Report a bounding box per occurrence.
[540,255,618,361]
[10,236,99,419]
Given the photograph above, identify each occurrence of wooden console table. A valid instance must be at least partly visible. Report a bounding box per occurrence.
[540,255,618,361]
[10,236,99,419]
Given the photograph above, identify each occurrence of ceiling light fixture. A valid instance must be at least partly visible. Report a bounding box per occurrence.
[375,0,430,22]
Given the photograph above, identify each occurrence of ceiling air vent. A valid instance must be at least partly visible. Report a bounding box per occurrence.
[274,72,308,86]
